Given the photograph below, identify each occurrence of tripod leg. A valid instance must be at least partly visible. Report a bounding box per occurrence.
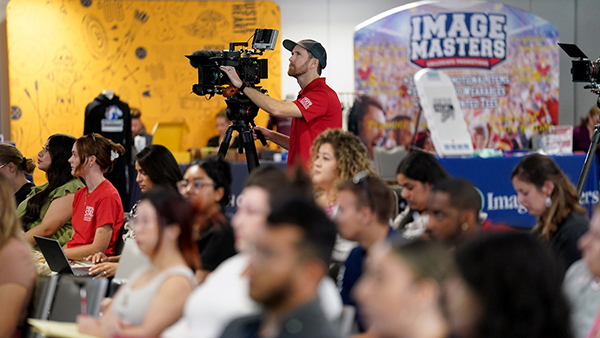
[577,124,600,196]
[217,126,234,159]
[240,129,260,171]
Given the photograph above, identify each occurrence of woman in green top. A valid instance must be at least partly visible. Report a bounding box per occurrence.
[17,134,85,246]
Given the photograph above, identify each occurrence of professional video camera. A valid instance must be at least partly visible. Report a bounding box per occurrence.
[558,43,600,83]
[186,28,279,172]
[187,28,278,98]
[558,43,600,196]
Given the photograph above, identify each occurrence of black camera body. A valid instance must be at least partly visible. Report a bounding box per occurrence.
[192,50,269,96]
[187,28,278,97]
[559,43,600,83]
[571,59,600,83]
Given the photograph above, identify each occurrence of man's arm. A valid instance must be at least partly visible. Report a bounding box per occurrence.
[254,126,290,150]
[220,66,303,118]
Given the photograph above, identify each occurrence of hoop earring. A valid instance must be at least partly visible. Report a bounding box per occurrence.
[545,196,552,208]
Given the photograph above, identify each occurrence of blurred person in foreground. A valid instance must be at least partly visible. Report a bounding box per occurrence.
[78,188,198,337]
[567,204,600,338]
[336,173,396,332]
[163,166,341,338]
[354,237,453,338]
[445,232,572,338]
[219,196,340,338]
[0,174,35,338]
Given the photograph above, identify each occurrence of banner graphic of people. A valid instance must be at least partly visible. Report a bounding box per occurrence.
[353,0,559,157]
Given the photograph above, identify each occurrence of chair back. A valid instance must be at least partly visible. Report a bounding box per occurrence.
[373,146,407,182]
[24,275,59,338]
[48,276,108,323]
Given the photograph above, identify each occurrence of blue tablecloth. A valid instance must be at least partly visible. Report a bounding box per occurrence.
[438,154,599,229]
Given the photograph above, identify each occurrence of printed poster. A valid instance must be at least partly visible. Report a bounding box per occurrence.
[354,0,559,157]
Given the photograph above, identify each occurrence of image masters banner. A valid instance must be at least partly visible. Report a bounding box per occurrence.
[354,0,559,155]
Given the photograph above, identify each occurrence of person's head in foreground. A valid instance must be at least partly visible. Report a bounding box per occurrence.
[578,204,600,278]
[335,173,395,243]
[0,174,36,338]
[134,187,199,269]
[231,165,293,253]
[354,237,454,338]
[425,178,482,247]
[445,232,572,338]
[247,195,337,311]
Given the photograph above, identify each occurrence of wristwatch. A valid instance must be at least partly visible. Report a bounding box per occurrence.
[239,82,247,92]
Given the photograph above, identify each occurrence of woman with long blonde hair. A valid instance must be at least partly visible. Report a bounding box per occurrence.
[0,174,35,338]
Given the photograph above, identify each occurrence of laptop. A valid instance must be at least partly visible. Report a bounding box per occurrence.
[34,236,93,276]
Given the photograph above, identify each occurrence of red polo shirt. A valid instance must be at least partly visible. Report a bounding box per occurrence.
[288,77,342,170]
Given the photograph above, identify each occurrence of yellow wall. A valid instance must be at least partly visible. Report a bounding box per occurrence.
[7,0,281,184]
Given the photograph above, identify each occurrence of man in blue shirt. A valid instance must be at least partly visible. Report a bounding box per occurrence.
[335,174,397,332]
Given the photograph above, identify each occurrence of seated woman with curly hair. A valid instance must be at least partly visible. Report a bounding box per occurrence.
[310,128,375,219]
[310,128,376,269]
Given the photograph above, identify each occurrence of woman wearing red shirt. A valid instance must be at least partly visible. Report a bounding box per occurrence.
[64,133,125,262]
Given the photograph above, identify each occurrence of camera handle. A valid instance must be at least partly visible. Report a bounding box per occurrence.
[576,90,600,196]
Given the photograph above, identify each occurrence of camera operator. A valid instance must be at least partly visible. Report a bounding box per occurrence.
[220,39,342,169]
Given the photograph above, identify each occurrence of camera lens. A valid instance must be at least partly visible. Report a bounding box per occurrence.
[208,67,221,84]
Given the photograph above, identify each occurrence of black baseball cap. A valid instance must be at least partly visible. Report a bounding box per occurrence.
[283,39,327,69]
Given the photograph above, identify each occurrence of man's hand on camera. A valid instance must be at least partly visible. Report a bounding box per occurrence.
[253,126,272,141]
[220,66,243,88]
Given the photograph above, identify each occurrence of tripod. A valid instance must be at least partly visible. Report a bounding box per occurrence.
[217,94,267,172]
[576,91,600,196]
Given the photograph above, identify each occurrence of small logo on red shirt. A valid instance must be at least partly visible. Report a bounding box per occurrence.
[299,97,313,110]
[84,206,94,222]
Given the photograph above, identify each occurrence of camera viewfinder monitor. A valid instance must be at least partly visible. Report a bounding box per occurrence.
[252,29,279,50]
